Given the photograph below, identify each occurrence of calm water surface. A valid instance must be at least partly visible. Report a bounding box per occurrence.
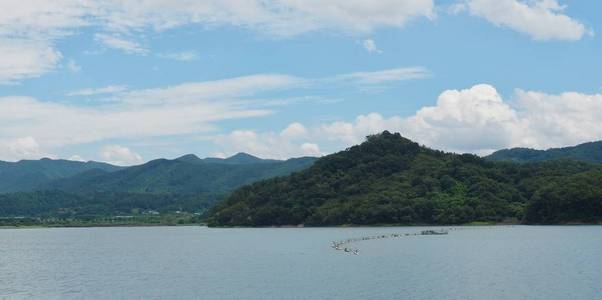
[1,225,600,299]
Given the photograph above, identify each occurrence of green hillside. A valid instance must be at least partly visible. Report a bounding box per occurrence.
[0,154,317,219]
[486,141,602,163]
[208,131,602,226]
[0,158,123,193]
[46,155,317,195]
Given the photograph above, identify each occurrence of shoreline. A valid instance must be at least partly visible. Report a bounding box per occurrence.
[0,223,204,230]
[3,220,601,230]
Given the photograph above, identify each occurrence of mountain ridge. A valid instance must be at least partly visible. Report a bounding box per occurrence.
[0,158,123,193]
[486,141,602,163]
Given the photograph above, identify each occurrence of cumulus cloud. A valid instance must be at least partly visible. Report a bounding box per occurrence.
[466,0,591,41]
[214,129,323,159]
[300,143,322,156]
[214,84,602,158]
[280,122,308,139]
[0,137,48,161]
[100,145,143,166]
[346,85,602,154]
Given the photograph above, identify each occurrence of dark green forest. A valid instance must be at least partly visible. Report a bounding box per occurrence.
[0,154,316,224]
[208,131,602,226]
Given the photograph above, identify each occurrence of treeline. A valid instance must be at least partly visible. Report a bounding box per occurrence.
[0,153,316,222]
[208,131,602,226]
[0,190,223,219]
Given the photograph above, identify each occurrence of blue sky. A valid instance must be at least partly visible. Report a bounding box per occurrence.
[1,0,601,165]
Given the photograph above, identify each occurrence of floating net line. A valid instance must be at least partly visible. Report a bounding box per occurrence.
[331,229,451,255]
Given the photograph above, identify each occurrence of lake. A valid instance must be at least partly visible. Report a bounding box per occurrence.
[1,225,600,299]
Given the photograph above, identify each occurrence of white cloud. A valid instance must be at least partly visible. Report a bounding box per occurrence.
[122,74,303,105]
[214,84,602,158]
[300,143,322,156]
[0,136,48,161]
[306,86,525,154]
[214,129,323,159]
[68,154,86,162]
[324,85,602,154]
[0,0,91,84]
[280,122,308,139]
[94,33,149,55]
[0,74,302,158]
[0,40,63,84]
[362,39,381,53]
[336,67,431,85]
[466,0,591,41]
[511,89,602,148]
[157,51,198,61]
[94,0,435,36]
[0,96,269,150]
[0,1,435,83]
[318,113,405,146]
[0,66,428,161]
[100,145,143,166]
[401,84,520,154]
[67,85,128,96]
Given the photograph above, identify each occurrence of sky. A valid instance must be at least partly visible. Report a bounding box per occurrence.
[1,0,601,165]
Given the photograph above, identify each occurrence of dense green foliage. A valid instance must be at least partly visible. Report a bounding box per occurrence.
[0,190,220,218]
[45,156,316,195]
[524,171,602,224]
[0,154,316,220]
[0,158,122,193]
[208,132,602,226]
[486,141,602,163]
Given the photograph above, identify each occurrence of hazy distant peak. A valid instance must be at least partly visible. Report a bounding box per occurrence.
[486,140,602,163]
[225,152,262,162]
[175,154,202,163]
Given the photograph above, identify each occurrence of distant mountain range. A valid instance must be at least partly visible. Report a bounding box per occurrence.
[0,153,316,194]
[0,153,317,219]
[486,141,602,163]
[43,154,316,195]
[0,158,123,193]
[4,138,602,225]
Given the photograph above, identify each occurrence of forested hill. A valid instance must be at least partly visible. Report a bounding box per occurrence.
[0,154,317,219]
[45,155,317,195]
[486,141,602,163]
[0,158,123,193]
[207,131,602,226]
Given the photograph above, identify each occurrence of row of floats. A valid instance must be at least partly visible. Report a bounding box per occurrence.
[331,229,449,255]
